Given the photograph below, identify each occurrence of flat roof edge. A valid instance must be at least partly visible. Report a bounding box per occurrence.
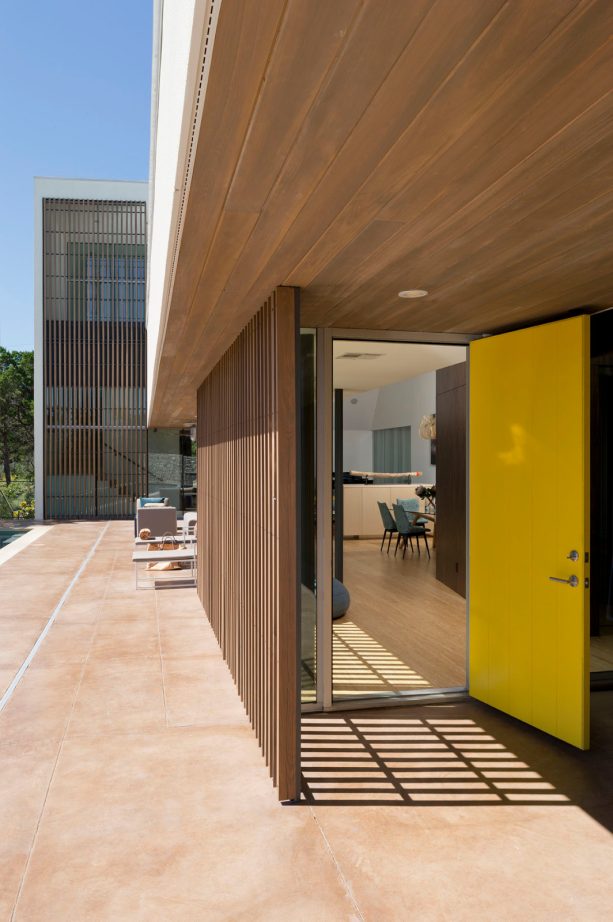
[34,177,148,201]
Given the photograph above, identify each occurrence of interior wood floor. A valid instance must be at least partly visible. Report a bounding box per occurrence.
[591,629,613,673]
[334,539,466,700]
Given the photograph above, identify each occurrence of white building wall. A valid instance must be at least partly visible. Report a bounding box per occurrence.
[147,0,220,421]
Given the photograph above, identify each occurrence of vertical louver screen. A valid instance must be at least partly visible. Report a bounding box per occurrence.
[42,198,147,518]
[197,287,300,801]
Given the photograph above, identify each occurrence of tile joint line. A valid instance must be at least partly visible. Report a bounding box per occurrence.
[309,807,366,922]
[0,522,111,713]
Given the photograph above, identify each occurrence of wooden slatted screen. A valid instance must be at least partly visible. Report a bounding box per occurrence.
[196,287,300,801]
[42,197,147,518]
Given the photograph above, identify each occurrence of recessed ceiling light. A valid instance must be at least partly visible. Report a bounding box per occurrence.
[398,289,428,299]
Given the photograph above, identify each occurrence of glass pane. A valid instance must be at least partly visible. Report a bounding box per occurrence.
[147,428,196,511]
[300,331,317,704]
[332,338,467,703]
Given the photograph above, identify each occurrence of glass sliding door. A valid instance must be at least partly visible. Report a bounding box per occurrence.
[329,332,470,706]
[300,330,317,704]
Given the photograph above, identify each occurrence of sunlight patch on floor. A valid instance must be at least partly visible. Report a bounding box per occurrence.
[333,620,432,699]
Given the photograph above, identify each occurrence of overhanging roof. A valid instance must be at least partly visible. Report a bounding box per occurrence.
[149,0,613,426]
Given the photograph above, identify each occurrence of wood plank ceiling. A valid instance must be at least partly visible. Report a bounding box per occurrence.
[151,0,613,425]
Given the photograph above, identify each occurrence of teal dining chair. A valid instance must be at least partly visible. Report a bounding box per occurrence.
[377,501,397,554]
[393,503,430,559]
[396,497,429,527]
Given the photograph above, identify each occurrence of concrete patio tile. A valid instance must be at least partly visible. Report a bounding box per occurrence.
[161,655,248,729]
[65,658,166,738]
[0,599,62,620]
[0,741,59,921]
[29,623,95,668]
[12,729,357,922]
[54,599,103,625]
[68,576,110,595]
[155,603,208,623]
[311,803,613,921]
[0,667,16,694]
[157,616,218,659]
[87,620,160,662]
[0,665,84,746]
[154,586,204,617]
[9,561,82,577]
[95,597,158,622]
[155,606,208,623]
[106,576,137,590]
[0,620,51,668]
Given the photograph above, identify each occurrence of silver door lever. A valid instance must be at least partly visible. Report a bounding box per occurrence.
[549,575,579,587]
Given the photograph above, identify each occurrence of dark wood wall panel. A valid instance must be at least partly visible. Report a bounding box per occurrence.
[436,362,467,597]
[590,311,613,635]
[197,287,299,801]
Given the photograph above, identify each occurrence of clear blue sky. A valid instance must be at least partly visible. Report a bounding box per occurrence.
[0,1,152,351]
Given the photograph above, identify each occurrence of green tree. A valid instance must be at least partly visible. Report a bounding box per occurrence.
[0,348,34,485]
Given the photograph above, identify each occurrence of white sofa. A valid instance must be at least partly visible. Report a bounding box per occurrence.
[135,504,178,537]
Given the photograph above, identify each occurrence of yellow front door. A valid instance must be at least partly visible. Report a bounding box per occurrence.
[469,316,590,748]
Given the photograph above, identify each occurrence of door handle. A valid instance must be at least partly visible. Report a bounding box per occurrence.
[549,575,579,587]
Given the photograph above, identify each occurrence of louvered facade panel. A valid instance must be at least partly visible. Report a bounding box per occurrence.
[197,287,300,801]
[42,198,147,518]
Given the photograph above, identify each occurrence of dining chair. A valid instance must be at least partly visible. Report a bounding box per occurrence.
[396,497,429,527]
[392,503,430,559]
[377,501,397,553]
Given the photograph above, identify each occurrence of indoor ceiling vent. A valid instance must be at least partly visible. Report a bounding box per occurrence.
[337,352,384,360]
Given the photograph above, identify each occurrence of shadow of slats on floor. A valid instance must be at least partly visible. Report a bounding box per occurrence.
[301,713,568,806]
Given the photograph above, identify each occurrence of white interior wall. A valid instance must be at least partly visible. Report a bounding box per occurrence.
[341,371,436,482]
[372,372,436,482]
[343,388,379,429]
[341,389,378,471]
[343,431,373,471]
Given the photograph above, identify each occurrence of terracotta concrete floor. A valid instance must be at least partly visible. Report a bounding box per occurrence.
[1,521,613,920]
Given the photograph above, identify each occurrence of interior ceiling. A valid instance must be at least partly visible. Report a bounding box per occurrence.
[333,341,466,392]
[151,0,613,425]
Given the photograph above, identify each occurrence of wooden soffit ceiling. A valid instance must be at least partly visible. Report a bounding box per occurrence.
[151,0,613,425]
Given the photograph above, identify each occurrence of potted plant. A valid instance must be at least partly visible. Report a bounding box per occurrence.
[415,484,436,512]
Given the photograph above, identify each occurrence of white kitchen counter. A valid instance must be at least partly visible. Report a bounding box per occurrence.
[343,484,434,538]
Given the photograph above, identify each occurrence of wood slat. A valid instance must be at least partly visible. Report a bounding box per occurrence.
[197,286,299,801]
[42,198,147,518]
[150,0,613,426]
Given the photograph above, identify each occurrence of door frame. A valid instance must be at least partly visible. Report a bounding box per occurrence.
[309,327,479,712]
